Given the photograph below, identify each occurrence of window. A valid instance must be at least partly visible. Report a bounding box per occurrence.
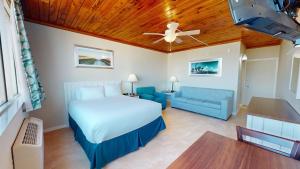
[0,31,19,111]
[0,2,21,136]
[3,36,18,99]
[0,37,7,106]
[0,30,20,136]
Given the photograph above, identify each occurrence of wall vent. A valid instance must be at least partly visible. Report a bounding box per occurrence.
[13,117,44,169]
[22,122,38,145]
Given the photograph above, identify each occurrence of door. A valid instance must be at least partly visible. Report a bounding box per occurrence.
[241,59,278,105]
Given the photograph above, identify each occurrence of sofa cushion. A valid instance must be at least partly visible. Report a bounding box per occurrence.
[202,100,221,109]
[187,99,221,109]
[154,97,161,102]
[180,86,234,101]
[174,97,221,109]
[140,94,155,100]
[173,97,190,103]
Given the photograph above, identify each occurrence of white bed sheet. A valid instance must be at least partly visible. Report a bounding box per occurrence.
[69,95,162,144]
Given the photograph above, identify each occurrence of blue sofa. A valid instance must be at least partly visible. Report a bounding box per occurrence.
[171,86,234,120]
[136,86,167,109]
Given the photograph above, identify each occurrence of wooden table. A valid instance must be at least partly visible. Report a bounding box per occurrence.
[167,131,300,169]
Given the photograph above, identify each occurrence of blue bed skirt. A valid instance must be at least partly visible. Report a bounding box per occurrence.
[69,115,166,169]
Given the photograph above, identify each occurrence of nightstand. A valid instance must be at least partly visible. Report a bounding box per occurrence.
[123,93,139,98]
[161,91,175,106]
[163,92,175,101]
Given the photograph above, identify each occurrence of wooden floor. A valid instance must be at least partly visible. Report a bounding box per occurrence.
[44,107,247,169]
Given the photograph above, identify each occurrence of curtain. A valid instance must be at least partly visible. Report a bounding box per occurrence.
[14,0,45,111]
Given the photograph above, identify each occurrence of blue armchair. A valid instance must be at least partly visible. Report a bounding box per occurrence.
[136,86,167,109]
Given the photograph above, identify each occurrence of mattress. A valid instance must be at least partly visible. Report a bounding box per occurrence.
[69,95,162,144]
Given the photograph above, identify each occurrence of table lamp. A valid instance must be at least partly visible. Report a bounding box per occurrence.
[170,76,177,92]
[128,74,138,96]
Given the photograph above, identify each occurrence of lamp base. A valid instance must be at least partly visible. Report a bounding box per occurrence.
[130,82,134,96]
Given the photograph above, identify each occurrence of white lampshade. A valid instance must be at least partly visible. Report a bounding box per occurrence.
[170,76,177,82]
[128,74,138,82]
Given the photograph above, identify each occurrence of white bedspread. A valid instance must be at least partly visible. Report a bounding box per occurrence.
[69,95,162,144]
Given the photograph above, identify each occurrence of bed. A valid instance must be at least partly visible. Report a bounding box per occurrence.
[64,81,166,169]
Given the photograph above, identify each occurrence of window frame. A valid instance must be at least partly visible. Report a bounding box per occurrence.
[289,57,300,90]
[8,30,19,98]
[0,30,20,115]
[0,0,23,136]
[0,34,8,107]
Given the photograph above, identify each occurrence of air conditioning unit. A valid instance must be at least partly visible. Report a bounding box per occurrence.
[13,117,44,169]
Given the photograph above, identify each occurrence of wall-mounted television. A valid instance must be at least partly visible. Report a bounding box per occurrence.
[228,0,300,45]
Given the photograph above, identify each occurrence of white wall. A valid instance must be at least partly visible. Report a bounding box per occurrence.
[167,42,242,114]
[277,40,300,113]
[240,46,280,105]
[245,46,280,60]
[25,22,167,130]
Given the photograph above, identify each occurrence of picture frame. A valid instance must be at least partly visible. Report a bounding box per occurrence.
[188,58,222,76]
[74,45,114,69]
[3,0,12,16]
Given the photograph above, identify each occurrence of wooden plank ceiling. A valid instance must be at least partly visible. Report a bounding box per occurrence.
[22,0,282,53]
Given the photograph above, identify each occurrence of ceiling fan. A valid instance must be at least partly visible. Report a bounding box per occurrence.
[143,22,208,50]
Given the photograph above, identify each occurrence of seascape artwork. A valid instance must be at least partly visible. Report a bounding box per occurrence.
[74,46,114,68]
[189,58,222,76]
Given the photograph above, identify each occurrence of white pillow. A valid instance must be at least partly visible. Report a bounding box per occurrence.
[104,84,122,97]
[78,87,105,100]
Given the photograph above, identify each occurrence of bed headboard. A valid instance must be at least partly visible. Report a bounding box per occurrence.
[64,81,121,114]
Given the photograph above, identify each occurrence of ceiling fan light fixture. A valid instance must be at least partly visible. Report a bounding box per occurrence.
[143,22,206,46]
[164,35,176,42]
[164,30,177,42]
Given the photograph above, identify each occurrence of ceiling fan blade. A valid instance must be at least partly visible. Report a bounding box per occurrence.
[177,30,200,36]
[143,32,165,36]
[153,37,165,44]
[189,35,208,46]
[175,37,183,44]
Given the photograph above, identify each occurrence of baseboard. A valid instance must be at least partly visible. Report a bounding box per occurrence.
[44,124,68,133]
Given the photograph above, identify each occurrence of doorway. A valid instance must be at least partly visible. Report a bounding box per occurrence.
[241,58,278,105]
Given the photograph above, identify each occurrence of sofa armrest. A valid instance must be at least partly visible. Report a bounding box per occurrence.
[220,97,233,120]
[154,92,167,109]
[173,91,181,98]
[154,92,166,99]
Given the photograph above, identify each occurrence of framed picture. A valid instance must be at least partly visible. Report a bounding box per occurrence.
[3,0,12,15]
[74,45,114,69]
[189,58,222,76]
